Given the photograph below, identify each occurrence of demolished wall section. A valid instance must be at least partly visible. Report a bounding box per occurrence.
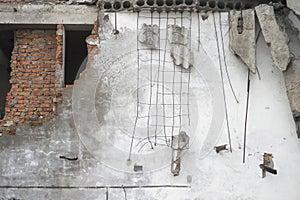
[3,29,62,126]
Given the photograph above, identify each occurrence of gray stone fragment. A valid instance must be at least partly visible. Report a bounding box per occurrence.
[138,23,159,49]
[287,0,300,16]
[284,61,300,117]
[229,9,256,73]
[255,4,290,71]
[168,25,193,69]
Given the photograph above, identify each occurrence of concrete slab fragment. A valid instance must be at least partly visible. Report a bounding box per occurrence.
[229,9,256,73]
[255,4,290,71]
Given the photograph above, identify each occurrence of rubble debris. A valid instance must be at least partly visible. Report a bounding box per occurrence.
[229,10,256,73]
[138,23,160,49]
[168,25,193,69]
[133,164,143,172]
[59,155,79,161]
[259,153,277,178]
[171,131,189,176]
[255,4,290,71]
[214,144,228,153]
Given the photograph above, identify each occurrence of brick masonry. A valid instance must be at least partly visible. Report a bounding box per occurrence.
[0,27,63,132]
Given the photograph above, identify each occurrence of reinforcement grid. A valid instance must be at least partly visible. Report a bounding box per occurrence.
[128,12,192,158]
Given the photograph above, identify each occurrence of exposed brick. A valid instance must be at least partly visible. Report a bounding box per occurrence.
[1,29,63,127]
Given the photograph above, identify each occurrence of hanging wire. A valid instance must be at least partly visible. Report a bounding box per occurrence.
[213,12,232,152]
[178,11,184,132]
[243,69,251,163]
[128,12,140,161]
[197,11,200,52]
[219,12,239,104]
[146,11,154,149]
[162,12,170,146]
[154,12,162,146]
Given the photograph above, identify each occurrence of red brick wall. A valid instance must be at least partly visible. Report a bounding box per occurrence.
[3,29,62,126]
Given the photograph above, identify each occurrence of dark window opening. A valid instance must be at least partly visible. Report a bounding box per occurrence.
[65,30,91,85]
[0,30,14,120]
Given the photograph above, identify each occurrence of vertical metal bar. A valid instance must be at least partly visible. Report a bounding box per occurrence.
[155,12,161,146]
[243,69,251,163]
[147,12,154,149]
[178,12,184,132]
[213,12,232,152]
[162,12,169,145]
[197,11,200,52]
[128,12,140,161]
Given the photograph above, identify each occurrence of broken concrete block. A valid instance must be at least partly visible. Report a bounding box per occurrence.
[255,4,290,71]
[229,9,256,73]
[167,25,189,45]
[138,23,159,49]
[287,0,300,16]
[168,25,193,69]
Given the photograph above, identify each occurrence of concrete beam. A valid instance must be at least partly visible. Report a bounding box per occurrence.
[0,4,98,25]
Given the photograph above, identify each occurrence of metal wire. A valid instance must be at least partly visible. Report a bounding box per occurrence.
[147,11,154,149]
[128,11,140,161]
[219,12,239,104]
[213,12,233,152]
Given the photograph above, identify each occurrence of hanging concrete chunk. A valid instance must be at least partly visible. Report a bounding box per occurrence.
[168,25,193,69]
[255,4,290,71]
[287,0,300,16]
[138,24,160,49]
[229,9,256,73]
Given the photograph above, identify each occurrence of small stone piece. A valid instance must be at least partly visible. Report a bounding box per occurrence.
[133,164,143,172]
[229,10,256,73]
[255,4,290,71]
[138,24,159,49]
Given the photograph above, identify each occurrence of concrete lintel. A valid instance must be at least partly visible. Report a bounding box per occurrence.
[0,4,98,25]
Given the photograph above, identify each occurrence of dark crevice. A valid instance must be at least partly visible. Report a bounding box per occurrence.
[65,30,91,85]
[0,30,14,120]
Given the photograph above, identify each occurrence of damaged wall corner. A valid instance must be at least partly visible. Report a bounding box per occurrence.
[229,9,256,73]
[74,19,100,85]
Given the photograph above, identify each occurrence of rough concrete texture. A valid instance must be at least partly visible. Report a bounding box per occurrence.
[229,9,256,73]
[255,4,290,71]
[287,0,300,16]
[0,4,98,25]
